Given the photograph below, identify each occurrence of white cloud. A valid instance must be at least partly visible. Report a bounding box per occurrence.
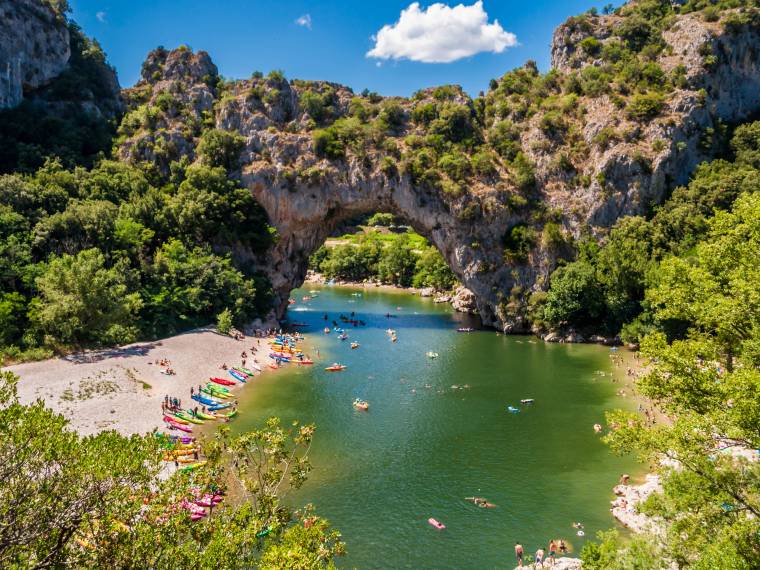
[295,14,312,30]
[367,1,516,63]
[96,11,107,23]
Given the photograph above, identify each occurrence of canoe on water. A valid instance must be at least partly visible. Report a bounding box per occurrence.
[428,518,445,530]
[325,364,346,371]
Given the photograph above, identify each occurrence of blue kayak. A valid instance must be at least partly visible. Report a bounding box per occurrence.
[228,370,247,383]
[192,393,220,406]
[507,406,520,413]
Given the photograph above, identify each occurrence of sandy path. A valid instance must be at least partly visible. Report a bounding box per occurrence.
[5,326,278,437]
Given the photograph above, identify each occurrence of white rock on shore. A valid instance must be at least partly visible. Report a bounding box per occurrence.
[514,556,581,569]
[610,473,663,534]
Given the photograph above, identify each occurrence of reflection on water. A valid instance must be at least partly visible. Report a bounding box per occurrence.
[233,285,639,569]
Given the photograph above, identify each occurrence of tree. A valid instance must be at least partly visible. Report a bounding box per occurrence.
[600,192,760,567]
[142,239,257,337]
[216,308,233,335]
[595,216,655,328]
[196,129,245,171]
[542,260,605,327]
[377,237,417,287]
[32,248,141,346]
[413,247,456,291]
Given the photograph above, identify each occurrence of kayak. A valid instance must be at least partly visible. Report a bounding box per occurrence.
[353,399,369,411]
[195,410,218,421]
[177,411,205,425]
[179,461,207,473]
[295,359,314,365]
[220,409,238,418]
[229,370,248,382]
[155,433,194,444]
[507,406,520,413]
[325,364,346,372]
[520,399,535,404]
[236,367,257,376]
[164,418,193,433]
[205,382,231,394]
[192,393,221,406]
[201,387,230,399]
[208,402,232,411]
[428,518,445,530]
[211,376,235,386]
[164,412,189,425]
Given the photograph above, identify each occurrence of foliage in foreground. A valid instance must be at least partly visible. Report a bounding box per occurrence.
[584,191,760,567]
[0,370,343,568]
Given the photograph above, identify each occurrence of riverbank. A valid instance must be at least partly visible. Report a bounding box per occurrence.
[6,325,279,437]
[304,271,480,313]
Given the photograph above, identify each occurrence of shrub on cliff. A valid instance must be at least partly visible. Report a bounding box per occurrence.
[196,129,245,171]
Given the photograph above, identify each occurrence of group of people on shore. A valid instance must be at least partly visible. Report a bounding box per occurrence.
[162,395,182,411]
[514,539,568,567]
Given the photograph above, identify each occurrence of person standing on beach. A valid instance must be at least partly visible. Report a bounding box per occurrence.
[514,542,524,567]
[548,540,557,565]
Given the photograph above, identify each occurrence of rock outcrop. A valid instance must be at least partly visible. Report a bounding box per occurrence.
[116,4,760,329]
[0,0,70,109]
[450,286,479,314]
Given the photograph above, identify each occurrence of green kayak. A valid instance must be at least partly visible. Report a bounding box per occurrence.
[205,382,230,394]
[177,411,205,425]
[201,386,230,399]
[195,410,218,420]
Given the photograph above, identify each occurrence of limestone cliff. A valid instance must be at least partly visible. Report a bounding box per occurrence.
[111,3,760,330]
[0,0,70,109]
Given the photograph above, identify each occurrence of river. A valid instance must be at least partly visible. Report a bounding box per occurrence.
[231,284,640,569]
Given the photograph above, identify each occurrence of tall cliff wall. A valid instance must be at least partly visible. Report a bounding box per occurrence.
[0,0,70,109]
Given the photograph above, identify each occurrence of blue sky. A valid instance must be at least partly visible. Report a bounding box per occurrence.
[69,0,601,96]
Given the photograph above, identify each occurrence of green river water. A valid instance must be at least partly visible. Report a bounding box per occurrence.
[231,285,640,569]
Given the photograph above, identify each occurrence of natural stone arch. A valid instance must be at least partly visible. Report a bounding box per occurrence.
[245,168,520,329]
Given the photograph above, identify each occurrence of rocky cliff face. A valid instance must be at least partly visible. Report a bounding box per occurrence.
[116,4,760,330]
[0,0,70,109]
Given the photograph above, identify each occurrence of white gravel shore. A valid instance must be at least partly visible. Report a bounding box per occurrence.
[6,326,278,436]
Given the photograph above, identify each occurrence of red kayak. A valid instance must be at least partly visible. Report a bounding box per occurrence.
[211,376,235,386]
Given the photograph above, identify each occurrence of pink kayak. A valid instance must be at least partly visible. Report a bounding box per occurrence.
[181,499,207,516]
[164,417,193,433]
[428,518,445,530]
[194,494,223,508]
